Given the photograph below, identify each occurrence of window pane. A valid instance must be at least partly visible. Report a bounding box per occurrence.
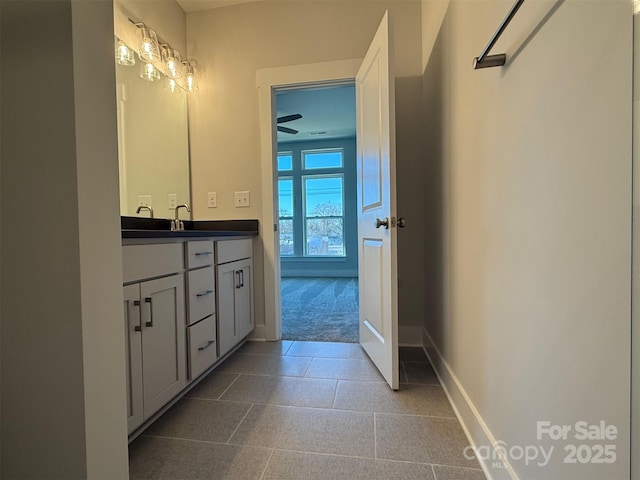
[303,150,343,169]
[304,176,343,216]
[306,218,344,256]
[278,179,293,217]
[278,153,293,171]
[279,219,294,256]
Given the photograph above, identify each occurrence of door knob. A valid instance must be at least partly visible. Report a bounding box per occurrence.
[375,217,389,229]
[397,217,406,228]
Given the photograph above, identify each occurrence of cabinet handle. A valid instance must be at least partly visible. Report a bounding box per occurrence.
[235,271,242,289]
[196,289,214,297]
[133,300,142,332]
[240,269,245,288]
[144,297,153,327]
[198,339,215,351]
[195,251,213,256]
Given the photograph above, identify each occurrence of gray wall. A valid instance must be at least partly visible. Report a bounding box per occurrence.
[421,0,632,478]
[0,1,128,477]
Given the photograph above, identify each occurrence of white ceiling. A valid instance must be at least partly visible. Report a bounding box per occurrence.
[276,84,356,144]
[176,0,263,13]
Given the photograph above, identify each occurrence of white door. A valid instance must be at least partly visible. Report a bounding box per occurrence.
[356,11,399,390]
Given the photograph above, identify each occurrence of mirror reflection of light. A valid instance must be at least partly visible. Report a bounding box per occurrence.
[635,0,640,15]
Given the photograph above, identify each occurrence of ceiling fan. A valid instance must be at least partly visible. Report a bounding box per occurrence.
[277,113,302,134]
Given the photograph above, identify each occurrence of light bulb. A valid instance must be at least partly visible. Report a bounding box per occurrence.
[140,62,160,82]
[136,26,160,63]
[115,39,135,66]
[183,62,199,93]
[161,47,183,79]
[166,77,182,94]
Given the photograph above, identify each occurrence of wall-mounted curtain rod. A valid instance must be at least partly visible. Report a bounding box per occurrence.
[474,0,525,69]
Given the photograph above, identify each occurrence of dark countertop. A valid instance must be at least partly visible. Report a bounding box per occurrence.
[121,217,259,239]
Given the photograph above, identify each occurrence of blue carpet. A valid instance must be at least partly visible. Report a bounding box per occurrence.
[281,277,359,343]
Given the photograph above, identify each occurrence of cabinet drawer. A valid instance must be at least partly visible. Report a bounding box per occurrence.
[186,241,215,269]
[122,243,183,283]
[187,266,215,325]
[217,238,252,264]
[188,315,217,380]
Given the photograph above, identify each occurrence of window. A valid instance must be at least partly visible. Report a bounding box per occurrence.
[278,178,294,256]
[277,148,346,258]
[304,175,344,256]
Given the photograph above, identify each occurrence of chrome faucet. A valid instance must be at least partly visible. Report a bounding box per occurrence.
[172,204,191,231]
[135,205,154,218]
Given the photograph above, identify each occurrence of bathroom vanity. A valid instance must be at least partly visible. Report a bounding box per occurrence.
[121,217,258,438]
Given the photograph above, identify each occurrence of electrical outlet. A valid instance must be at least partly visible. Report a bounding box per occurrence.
[168,193,177,209]
[234,191,250,207]
[207,192,217,208]
[137,195,151,207]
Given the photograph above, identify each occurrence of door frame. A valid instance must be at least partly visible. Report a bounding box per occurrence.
[256,59,362,340]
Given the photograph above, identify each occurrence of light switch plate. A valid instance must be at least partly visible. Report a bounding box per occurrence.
[234,191,250,207]
[168,193,177,209]
[207,192,217,208]
[137,195,151,207]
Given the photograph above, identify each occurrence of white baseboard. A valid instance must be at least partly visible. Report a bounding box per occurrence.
[422,328,519,480]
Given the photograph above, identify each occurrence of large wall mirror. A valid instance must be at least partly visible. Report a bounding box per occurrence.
[115,37,191,219]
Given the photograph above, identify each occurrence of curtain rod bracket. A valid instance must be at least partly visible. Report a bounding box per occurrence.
[473,54,506,69]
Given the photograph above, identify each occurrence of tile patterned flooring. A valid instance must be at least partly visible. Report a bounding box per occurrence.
[129,341,486,480]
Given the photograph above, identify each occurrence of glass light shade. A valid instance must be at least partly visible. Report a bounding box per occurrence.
[162,48,183,79]
[184,63,199,93]
[115,39,135,66]
[136,26,160,63]
[140,62,160,82]
[165,77,182,94]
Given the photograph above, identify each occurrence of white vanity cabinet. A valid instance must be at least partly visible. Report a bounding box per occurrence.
[185,241,218,380]
[217,238,254,357]
[122,243,186,435]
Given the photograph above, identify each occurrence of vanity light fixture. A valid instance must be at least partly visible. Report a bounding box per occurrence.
[115,39,135,66]
[183,61,199,93]
[140,61,161,82]
[161,45,184,79]
[133,22,160,63]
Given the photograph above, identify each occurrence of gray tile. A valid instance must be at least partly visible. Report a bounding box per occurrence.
[305,357,384,382]
[402,361,440,385]
[334,381,455,417]
[399,346,428,362]
[129,435,271,480]
[287,341,367,359]
[238,340,293,356]
[433,465,487,480]
[262,450,436,480]
[376,413,479,468]
[217,353,311,376]
[220,374,337,408]
[186,372,239,400]
[145,399,251,443]
[229,404,375,457]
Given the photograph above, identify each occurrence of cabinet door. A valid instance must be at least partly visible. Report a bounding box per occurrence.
[123,284,144,434]
[140,274,186,419]
[235,259,254,340]
[217,262,239,357]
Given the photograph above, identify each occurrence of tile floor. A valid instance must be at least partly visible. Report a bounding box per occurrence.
[129,341,486,480]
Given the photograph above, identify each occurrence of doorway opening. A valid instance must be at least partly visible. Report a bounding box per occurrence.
[274,83,359,343]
